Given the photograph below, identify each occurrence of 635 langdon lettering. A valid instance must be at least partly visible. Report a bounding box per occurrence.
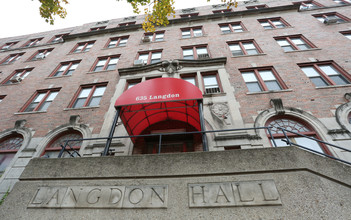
[136,93,180,101]
[28,185,168,209]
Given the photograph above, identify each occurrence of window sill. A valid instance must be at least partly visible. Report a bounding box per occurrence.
[46,75,72,79]
[315,84,351,89]
[102,45,127,50]
[0,82,20,86]
[64,106,100,111]
[87,69,116,74]
[15,111,47,115]
[285,48,321,53]
[263,26,294,31]
[246,89,293,95]
[24,59,46,62]
[203,92,227,97]
[221,31,248,35]
[231,53,266,58]
[140,40,165,44]
[180,35,207,40]
[68,51,90,55]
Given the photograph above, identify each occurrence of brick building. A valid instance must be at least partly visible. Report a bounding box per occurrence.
[0,0,351,218]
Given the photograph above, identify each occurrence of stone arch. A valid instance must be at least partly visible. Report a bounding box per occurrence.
[35,116,92,158]
[335,100,351,133]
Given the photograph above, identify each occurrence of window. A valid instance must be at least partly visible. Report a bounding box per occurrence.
[299,61,351,87]
[313,12,351,24]
[48,33,68,43]
[90,26,106,31]
[29,48,53,61]
[92,55,119,72]
[246,4,268,10]
[50,61,80,77]
[181,27,203,38]
[105,36,128,48]
[274,35,316,52]
[180,13,199,18]
[144,31,165,42]
[219,22,246,34]
[119,22,135,27]
[0,134,23,174]
[137,51,162,64]
[266,116,331,155]
[181,74,197,86]
[42,131,82,158]
[333,0,351,4]
[182,45,209,60]
[341,31,351,40]
[0,95,5,102]
[21,89,60,112]
[241,67,287,92]
[293,1,324,10]
[202,73,221,94]
[70,83,107,108]
[0,41,18,50]
[228,40,263,56]
[126,79,141,90]
[71,41,95,53]
[348,112,351,124]
[213,9,232,13]
[0,53,24,65]
[1,68,33,85]
[22,38,43,47]
[258,17,290,29]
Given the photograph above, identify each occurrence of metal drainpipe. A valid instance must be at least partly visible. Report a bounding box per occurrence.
[198,100,208,151]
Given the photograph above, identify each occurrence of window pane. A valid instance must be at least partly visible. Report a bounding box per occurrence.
[196,47,208,55]
[246,82,262,92]
[38,101,51,111]
[24,103,37,112]
[232,25,243,32]
[277,40,290,46]
[73,98,86,108]
[330,75,349,85]
[96,59,107,67]
[270,138,289,147]
[203,75,218,86]
[265,81,282,90]
[151,52,161,59]
[0,154,15,173]
[229,44,241,51]
[243,43,256,50]
[93,87,106,96]
[221,26,230,33]
[319,65,339,76]
[183,49,193,56]
[46,92,58,101]
[242,72,257,82]
[70,63,79,70]
[193,29,202,36]
[301,67,320,77]
[291,38,304,45]
[139,54,149,61]
[78,88,91,98]
[282,46,295,52]
[88,97,101,106]
[109,58,119,65]
[311,77,328,87]
[246,49,258,55]
[34,93,46,103]
[295,137,324,154]
[259,70,276,81]
[183,77,196,85]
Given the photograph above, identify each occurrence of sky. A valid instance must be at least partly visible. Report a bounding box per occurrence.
[0,0,231,39]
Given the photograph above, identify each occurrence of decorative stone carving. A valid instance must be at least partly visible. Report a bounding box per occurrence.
[95,20,109,25]
[210,103,232,125]
[182,8,196,13]
[69,115,81,125]
[123,16,136,21]
[158,60,183,75]
[270,99,285,115]
[15,119,27,128]
[212,4,227,9]
[344,93,351,102]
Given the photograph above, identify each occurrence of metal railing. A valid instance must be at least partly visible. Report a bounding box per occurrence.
[58,126,351,166]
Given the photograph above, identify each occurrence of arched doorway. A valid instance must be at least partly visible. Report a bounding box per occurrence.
[42,130,82,158]
[265,116,332,155]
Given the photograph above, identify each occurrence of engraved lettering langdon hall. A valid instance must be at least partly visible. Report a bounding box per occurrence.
[28,180,281,209]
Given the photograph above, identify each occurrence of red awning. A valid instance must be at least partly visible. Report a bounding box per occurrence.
[115,78,203,137]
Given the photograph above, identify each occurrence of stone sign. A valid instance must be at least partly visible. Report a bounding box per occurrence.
[28,185,168,209]
[188,180,281,207]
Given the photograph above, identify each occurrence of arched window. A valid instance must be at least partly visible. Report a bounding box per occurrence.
[43,131,82,158]
[348,112,351,124]
[266,116,331,155]
[0,134,23,174]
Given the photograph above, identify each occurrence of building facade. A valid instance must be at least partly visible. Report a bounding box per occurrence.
[0,0,351,215]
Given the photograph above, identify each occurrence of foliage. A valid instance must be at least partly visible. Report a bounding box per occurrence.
[35,0,238,32]
[36,0,68,25]
[0,188,10,206]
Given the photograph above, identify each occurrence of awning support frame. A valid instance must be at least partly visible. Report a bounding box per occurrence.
[103,107,120,156]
